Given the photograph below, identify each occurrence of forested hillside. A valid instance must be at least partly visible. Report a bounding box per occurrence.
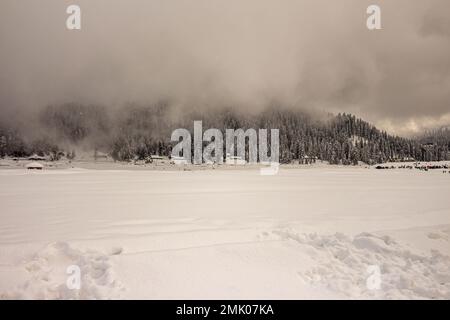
[1,103,449,164]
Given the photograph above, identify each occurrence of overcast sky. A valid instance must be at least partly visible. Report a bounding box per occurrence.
[0,0,449,136]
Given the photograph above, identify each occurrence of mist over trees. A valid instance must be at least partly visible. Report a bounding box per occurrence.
[0,103,449,164]
[416,127,450,162]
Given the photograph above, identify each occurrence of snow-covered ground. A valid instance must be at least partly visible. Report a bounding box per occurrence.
[0,167,449,299]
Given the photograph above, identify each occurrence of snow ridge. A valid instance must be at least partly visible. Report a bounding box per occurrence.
[270,230,450,299]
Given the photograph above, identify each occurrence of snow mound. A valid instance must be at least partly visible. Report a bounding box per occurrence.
[0,242,124,299]
[427,231,449,241]
[271,230,450,299]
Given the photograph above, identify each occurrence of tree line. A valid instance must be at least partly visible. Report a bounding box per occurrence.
[1,103,449,164]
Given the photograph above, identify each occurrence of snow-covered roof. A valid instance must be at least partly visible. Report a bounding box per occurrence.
[28,154,46,160]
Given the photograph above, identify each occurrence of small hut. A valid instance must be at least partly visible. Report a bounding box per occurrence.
[300,155,317,165]
[225,154,246,165]
[26,162,44,170]
[171,156,188,165]
[94,150,108,161]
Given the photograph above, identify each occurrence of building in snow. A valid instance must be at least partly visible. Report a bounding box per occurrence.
[225,154,246,165]
[94,151,109,161]
[171,156,189,165]
[300,155,317,165]
[26,162,44,170]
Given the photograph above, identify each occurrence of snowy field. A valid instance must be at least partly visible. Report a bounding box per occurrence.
[0,167,449,299]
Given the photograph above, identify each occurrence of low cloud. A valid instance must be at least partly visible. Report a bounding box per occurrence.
[0,0,449,136]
